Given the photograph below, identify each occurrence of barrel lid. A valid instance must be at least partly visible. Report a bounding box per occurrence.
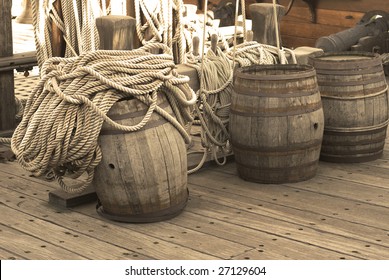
[235,64,316,81]
[308,51,381,70]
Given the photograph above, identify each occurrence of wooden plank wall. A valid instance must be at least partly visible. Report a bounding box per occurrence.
[185,0,389,48]
[278,0,389,48]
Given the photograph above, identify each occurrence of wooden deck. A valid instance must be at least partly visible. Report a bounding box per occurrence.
[1,134,389,260]
[1,10,389,261]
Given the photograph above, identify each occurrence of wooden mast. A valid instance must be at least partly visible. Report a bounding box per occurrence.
[51,0,65,57]
[0,0,16,132]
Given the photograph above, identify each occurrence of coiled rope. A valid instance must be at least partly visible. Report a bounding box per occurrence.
[226,41,297,67]
[7,43,196,193]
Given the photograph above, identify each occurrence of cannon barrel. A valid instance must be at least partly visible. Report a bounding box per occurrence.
[315,11,389,52]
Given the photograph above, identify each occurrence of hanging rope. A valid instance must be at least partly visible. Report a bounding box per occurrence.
[31,0,106,68]
[7,43,196,193]
[186,43,233,174]
[272,0,281,51]
[226,0,296,67]
[184,0,235,174]
[184,0,299,174]
[134,0,186,64]
[181,4,229,55]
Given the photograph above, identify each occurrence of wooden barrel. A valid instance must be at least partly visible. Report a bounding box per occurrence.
[93,93,188,222]
[309,52,389,163]
[230,64,324,183]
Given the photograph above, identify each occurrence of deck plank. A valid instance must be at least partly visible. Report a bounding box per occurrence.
[190,166,389,230]
[0,246,25,260]
[1,139,389,260]
[0,171,226,259]
[1,156,389,259]
[0,162,360,260]
[189,183,389,247]
[187,194,389,259]
[0,222,84,260]
[75,202,253,259]
[168,210,358,260]
[0,196,153,260]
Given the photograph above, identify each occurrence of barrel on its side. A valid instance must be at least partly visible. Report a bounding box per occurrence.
[93,93,188,222]
[309,52,389,163]
[230,64,324,183]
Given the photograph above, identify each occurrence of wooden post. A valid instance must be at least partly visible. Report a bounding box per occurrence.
[96,15,136,50]
[0,0,16,131]
[249,3,285,46]
[51,0,65,57]
[126,0,141,49]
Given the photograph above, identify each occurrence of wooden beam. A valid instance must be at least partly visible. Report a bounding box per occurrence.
[48,184,97,208]
[51,0,65,57]
[0,0,16,131]
[0,51,37,72]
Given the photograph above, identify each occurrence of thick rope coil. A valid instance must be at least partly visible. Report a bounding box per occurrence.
[10,43,196,193]
[226,41,297,67]
[226,41,277,67]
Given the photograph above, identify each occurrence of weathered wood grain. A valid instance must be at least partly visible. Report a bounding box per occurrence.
[1,129,389,260]
[0,0,16,131]
[0,186,217,260]
[310,53,389,162]
[230,65,324,183]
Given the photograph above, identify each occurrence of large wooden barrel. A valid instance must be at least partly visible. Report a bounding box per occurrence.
[230,64,324,183]
[309,52,389,162]
[93,93,188,222]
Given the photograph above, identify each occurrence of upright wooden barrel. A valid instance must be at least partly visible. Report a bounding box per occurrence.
[93,93,188,222]
[309,52,389,162]
[230,64,324,183]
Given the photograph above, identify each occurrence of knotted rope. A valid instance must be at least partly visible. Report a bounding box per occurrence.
[7,43,196,193]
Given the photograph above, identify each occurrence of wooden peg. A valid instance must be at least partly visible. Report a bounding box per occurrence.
[96,15,136,50]
[211,33,218,54]
[246,30,254,42]
[192,36,200,56]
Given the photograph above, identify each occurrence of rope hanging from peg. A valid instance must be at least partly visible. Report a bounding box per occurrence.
[186,31,234,174]
[134,0,186,64]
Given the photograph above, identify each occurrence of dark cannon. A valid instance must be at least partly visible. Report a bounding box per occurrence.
[315,10,389,53]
